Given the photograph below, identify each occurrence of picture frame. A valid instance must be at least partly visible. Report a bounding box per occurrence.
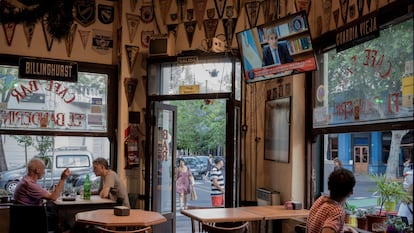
[264,97,291,162]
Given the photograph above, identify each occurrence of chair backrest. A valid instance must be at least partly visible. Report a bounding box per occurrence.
[201,222,249,233]
[9,204,49,233]
[95,226,152,233]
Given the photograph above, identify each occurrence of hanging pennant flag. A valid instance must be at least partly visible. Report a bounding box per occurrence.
[349,3,356,20]
[225,5,234,18]
[214,0,227,19]
[159,0,173,24]
[323,0,332,33]
[203,19,219,48]
[187,9,194,21]
[294,0,311,15]
[65,24,78,57]
[78,30,91,49]
[126,13,140,43]
[333,9,340,28]
[92,29,113,55]
[98,4,114,24]
[206,8,216,19]
[125,45,140,73]
[184,21,197,48]
[233,0,242,17]
[41,18,54,51]
[316,16,323,37]
[23,22,35,48]
[177,0,187,23]
[340,0,349,25]
[74,0,96,27]
[367,0,372,11]
[141,5,154,23]
[130,0,138,12]
[262,0,271,23]
[193,0,208,30]
[244,1,260,28]
[2,23,16,46]
[222,18,237,47]
[141,30,154,48]
[357,0,364,17]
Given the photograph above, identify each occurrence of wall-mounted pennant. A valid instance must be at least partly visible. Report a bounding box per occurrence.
[159,0,173,24]
[98,4,114,24]
[130,0,138,12]
[203,19,219,46]
[262,0,271,23]
[126,13,140,43]
[244,1,260,28]
[349,4,356,20]
[141,5,154,23]
[92,29,113,55]
[124,78,138,106]
[2,23,16,46]
[206,8,216,19]
[78,30,90,49]
[340,0,349,25]
[367,0,372,11]
[214,0,227,19]
[225,5,234,18]
[187,9,194,21]
[323,0,332,33]
[177,0,187,22]
[41,18,54,51]
[316,16,323,37]
[65,23,78,57]
[222,18,237,46]
[193,0,208,30]
[357,0,364,17]
[74,0,96,27]
[184,21,197,48]
[333,9,340,28]
[294,0,311,15]
[233,0,242,17]
[125,45,139,73]
[141,30,154,48]
[23,22,35,47]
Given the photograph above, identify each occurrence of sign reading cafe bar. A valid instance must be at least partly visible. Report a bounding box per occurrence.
[19,57,78,82]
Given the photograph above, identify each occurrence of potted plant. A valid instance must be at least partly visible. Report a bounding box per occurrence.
[355,208,368,230]
[385,216,409,233]
[344,203,357,227]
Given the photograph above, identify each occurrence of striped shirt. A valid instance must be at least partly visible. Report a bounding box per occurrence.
[210,166,224,196]
[306,195,345,233]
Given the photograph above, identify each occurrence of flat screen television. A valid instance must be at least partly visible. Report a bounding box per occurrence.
[236,11,317,83]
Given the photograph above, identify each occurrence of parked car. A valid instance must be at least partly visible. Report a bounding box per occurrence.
[179,157,203,180]
[403,169,413,190]
[0,146,97,194]
[196,155,210,175]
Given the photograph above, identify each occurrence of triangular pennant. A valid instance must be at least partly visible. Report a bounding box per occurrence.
[262,0,271,24]
[78,30,90,49]
[41,18,54,51]
[294,0,311,15]
[65,24,78,57]
[125,45,140,73]
[126,13,140,43]
[244,1,261,28]
[214,0,227,19]
[203,19,219,48]
[323,0,332,33]
[184,21,197,48]
[124,78,138,106]
[193,0,208,30]
[222,18,237,47]
[159,0,173,24]
[333,9,340,28]
[357,0,364,17]
[130,0,138,12]
[23,22,35,47]
[233,0,243,17]
[2,23,16,46]
[340,0,349,25]
[367,0,372,11]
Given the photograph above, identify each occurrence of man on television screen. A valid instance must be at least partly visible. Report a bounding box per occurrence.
[262,27,293,66]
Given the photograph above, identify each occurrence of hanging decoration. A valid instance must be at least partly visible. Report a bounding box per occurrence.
[125,45,140,73]
[323,0,332,33]
[159,0,173,24]
[41,17,54,51]
[2,23,16,46]
[65,23,78,57]
[193,0,208,30]
[78,30,90,49]
[74,0,96,27]
[0,0,74,41]
[214,0,227,19]
[98,4,114,24]
[126,13,140,43]
[245,1,260,28]
[340,0,349,25]
[23,22,35,47]
[141,30,154,48]
[141,5,154,23]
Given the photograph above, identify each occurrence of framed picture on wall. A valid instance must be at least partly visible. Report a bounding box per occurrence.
[264,97,291,162]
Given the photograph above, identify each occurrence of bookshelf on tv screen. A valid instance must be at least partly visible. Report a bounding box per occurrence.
[236,11,317,83]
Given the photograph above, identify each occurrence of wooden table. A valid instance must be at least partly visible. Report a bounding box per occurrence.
[53,195,117,232]
[75,209,167,227]
[181,205,310,233]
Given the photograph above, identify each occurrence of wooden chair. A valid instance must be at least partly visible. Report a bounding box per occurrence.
[201,222,249,233]
[9,204,53,233]
[95,226,152,233]
[186,205,213,233]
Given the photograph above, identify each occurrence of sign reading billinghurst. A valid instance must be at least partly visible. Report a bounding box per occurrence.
[19,57,78,82]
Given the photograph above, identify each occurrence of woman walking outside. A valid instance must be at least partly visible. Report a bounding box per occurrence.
[176,158,194,210]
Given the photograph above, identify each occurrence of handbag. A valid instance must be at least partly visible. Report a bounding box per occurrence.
[190,187,198,201]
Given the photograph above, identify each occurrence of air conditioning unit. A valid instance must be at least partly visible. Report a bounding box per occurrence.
[256,188,280,206]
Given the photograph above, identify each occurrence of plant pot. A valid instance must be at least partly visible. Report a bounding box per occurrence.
[357,217,368,230]
[366,214,388,232]
[384,201,396,212]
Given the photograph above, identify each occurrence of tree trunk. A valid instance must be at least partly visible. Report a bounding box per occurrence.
[0,135,8,171]
[385,130,409,179]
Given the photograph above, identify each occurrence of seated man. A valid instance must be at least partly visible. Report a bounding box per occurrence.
[306,168,358,233]
[14,157,71,205]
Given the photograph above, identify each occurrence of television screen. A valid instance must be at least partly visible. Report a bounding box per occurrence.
[236,11,317,83]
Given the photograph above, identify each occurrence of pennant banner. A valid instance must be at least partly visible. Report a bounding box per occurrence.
[41,18,54,51]
[23,22,35,47]
[2,23,16,46]
[98,4,114,24]
[245,1,261,28]
[340,0,349,25]
[78,30,91,49]
[141,30,154,48]
[159,0,173,24]
[126,13,140,43]
[222,18,237,47]
[74,0,96,27]
[193,0,208,30]
[92,29,113,55]
[65,24,78,57]
[125,45,140,73]
[185,21,197,48]
[214,0,227,19]
[323,0,332,33]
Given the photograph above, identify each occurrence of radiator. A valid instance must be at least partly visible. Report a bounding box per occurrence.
[256,188,280,206]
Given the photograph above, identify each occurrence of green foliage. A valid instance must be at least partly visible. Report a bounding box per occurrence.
[385,216,409,231]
